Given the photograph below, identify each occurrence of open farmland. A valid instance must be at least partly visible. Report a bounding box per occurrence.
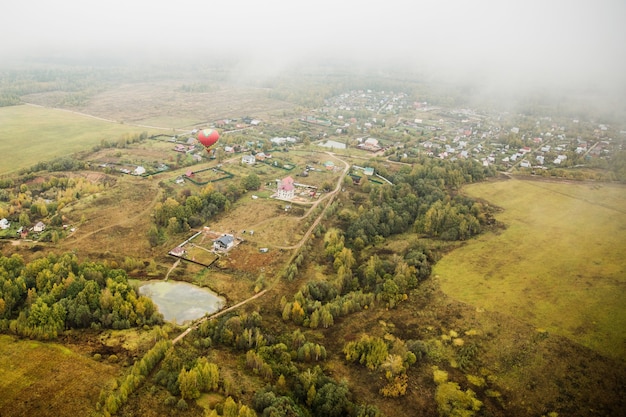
[41,83,297,129]
[0,105,155,175]
[434,178,626,360]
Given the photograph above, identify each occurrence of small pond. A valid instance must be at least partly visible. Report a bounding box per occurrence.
[139,281,225,324]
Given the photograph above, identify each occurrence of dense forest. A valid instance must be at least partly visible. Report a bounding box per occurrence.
[0,253,162,339]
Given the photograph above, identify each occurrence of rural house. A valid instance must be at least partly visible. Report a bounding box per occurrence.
[276,176,295,200]
[169,246,186,257]
[0,218,9,230]
[33,221,46,232]
[213,234,235,251]
[242,155,256,165]
[133,166,146,176]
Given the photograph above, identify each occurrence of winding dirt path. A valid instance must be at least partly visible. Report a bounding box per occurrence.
[172,289,268,344]
[164,259,180,281]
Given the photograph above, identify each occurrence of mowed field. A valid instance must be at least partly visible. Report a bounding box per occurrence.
[0,105,156,175]
[434,178,626,360]
[0,335,117,417]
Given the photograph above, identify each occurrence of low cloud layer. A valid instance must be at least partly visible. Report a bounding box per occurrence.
[2,0,625,94]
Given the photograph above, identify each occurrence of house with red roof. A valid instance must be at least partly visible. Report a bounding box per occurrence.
[277,176,295,200]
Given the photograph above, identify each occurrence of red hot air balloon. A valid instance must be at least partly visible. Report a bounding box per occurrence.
[197,129,220,148]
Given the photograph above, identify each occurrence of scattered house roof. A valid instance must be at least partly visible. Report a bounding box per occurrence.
[34,221,45,232]
[133,166,146,176]
[169,246,186,257]
[213,234,235,250]
[357,137,382,152]
[271,137,297,145]
[242,154,256,165]
[0,218,9,230]
[277,176,295,200]
[365,138,379,147]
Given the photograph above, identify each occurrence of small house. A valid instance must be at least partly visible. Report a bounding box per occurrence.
[34,221,46,232]
[169,246,186,257]
[323,161,335,170]
[133,166,146,176]
[213,234,235,251]
[255,152,270,161]
[242,155,256,165]
[0,218,9,230]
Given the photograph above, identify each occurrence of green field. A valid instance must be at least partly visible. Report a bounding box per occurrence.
[434,178,626,360]
[0,105,155,175]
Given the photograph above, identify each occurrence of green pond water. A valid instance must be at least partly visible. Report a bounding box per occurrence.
[139,281,224,324]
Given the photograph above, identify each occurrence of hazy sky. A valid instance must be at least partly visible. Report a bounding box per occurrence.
[2,0,625,90]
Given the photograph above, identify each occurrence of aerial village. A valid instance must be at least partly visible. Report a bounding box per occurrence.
[1,89,622,251]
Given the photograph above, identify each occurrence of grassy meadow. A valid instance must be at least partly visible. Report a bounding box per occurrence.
[0,105,155,175]
[434,178,626,360]
[0,334,117,417]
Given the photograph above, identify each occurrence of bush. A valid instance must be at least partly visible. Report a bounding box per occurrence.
[176,398,188,411]
[164,395,178,407]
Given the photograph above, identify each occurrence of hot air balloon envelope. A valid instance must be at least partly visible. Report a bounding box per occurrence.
[197,129,220,148]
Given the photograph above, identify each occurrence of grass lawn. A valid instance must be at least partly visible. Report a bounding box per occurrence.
[0,105,156,175]
[434,178,626,360]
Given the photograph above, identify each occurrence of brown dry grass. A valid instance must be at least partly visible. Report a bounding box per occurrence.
[209,197,305,248]
[0,334,118,417]
[66,83,295,128]
[58,174,161,261]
